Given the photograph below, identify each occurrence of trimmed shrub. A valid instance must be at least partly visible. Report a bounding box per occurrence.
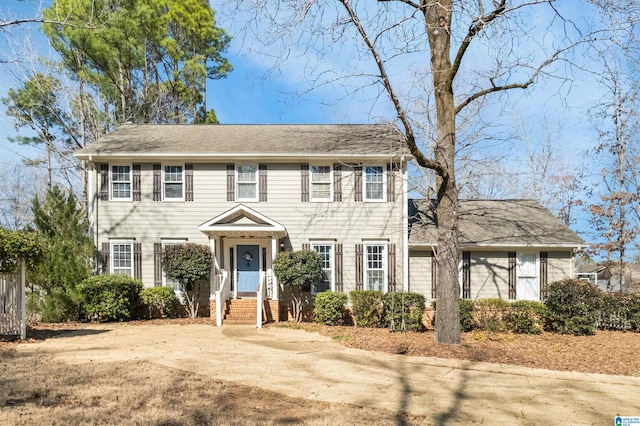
[507,301,549,334]
[545,278,601,335]
[78,275,143,322]
[350,290,383,327]
[459,299,475,332]
[314,292,348,325]
[474,298,510,332]
[383,292,426,332]
[41,289,80,323]
[140,286,179,319]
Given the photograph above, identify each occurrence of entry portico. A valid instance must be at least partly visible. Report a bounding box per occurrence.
[199,205,286,325]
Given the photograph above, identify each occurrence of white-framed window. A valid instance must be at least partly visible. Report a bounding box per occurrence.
[163,165,184,200]
[162,239,186,292]
[111,241,133,277]
[310,166,332,201]
[111,165,131,200]
[365,243,386,291]
[237,165,258,201]
[364,165,385,201]
[312,242,334,293]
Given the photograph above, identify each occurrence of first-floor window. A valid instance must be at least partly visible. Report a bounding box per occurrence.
[163,240,186,292]
[312,243,334,293]
[365,243,386,291]
[111,241,133,276]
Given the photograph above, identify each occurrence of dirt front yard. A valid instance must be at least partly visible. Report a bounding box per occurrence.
[2,319,640,425]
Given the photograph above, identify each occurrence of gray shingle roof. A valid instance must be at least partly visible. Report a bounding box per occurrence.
[75,124,409,159]
[409,199,585,248]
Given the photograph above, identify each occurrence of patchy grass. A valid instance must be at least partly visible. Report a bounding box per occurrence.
[0,352,424,425]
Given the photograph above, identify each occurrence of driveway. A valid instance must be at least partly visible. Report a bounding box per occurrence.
[17,323,640,424]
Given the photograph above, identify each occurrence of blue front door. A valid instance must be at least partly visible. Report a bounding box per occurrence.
[237,245,260,296]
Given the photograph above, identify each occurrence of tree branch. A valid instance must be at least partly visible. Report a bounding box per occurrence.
[340,0,445,176]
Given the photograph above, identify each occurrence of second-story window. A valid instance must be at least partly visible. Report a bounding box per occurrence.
[237,165,257,201]
[364,166,384,201]
[311,166,332,201]
[164,165,184,200]
[111,165,131,200]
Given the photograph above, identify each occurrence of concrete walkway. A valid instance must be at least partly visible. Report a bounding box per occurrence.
[17,323,640,424]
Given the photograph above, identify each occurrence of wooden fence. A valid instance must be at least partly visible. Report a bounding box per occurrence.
[0,259,26,339]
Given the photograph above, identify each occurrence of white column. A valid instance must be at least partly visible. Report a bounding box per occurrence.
[271,237,278,300]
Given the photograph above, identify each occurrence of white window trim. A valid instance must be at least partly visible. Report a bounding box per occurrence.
[310,165,333,202]
[110,240,133,277]
[162,239,187,292]
[364,242,387,292]
[162,164,185,201]
[236,164,258,202]
[363,165,386,202]
[311,241,335,293]
[110,164,132,201]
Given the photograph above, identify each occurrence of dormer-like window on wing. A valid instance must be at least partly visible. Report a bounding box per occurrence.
[111,165,131,200]
[310,166,332,201]
[163,165,184,200]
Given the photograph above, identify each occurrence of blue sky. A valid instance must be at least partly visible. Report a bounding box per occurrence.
[0,0,628,252]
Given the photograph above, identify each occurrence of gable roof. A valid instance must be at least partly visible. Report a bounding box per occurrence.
[409,199,585,248]
[75,124,409,161]
[198,204,287,237]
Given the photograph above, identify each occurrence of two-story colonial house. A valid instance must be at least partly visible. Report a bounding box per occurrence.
[75,124,411,324]
[75,123,584,326]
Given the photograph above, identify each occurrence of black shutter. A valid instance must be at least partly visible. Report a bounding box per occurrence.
[301,164,309,202]
[302,243,310,251]
[333,163,342,202]
[387,243,396,293]
[132,164,141,201]
[101,242,110,274]
[185,164,194,201]
[462,251,471,299]
[153,164,162,201]
[540,252,548,300]
[100,164,109,201]
[387,163,397,202]
[354,165,362,202]
[154,243,163,286]
[227,164,235,201]
[355,244,364,290]
[259,164,267,202]
[508,252,517,300]
[335,243,343,292]
[134,243,142,280]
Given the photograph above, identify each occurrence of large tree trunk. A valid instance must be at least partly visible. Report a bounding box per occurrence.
[425,1,461,344]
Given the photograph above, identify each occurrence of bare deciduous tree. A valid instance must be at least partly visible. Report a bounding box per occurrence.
[226,0,639,343]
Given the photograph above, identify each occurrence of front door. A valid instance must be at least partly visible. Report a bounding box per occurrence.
[516,253,539,301]
[237,244,260,297]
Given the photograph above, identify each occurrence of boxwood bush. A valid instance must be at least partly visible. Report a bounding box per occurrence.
[140,286,179,319]
[507,301,549,334]
[349,290,383,327]
[383,292,425,332]
[474,298,510,332]
[314,292,349,325]
[545,278,601,335]
[78,275,143,322]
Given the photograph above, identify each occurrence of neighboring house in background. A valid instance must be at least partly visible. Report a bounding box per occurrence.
[75,124,585,325]
[407,199,585,302]
[577,262,640,293]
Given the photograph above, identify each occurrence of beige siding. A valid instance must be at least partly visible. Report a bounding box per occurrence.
[95,161,405,290]
[408,250,432,299]
[548,251,573,283]
[469,251,510,300]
